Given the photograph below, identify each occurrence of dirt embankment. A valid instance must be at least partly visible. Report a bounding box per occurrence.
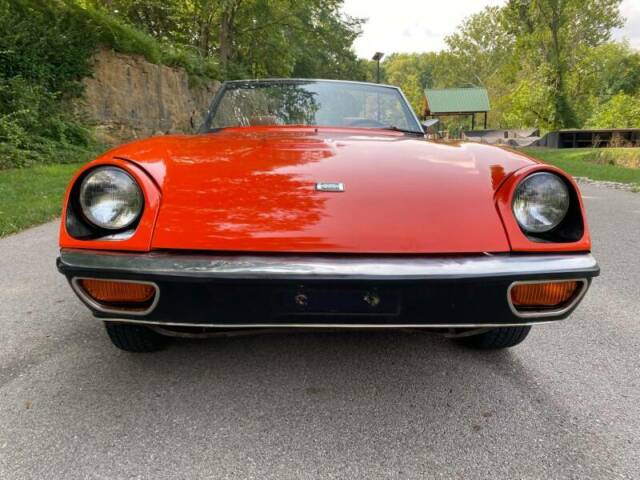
[75,47,220,145]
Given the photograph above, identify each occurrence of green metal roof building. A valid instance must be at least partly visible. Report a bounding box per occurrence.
[423,87,490,130]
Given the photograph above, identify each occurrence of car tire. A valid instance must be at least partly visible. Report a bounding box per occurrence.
[456,326,531,350]
[104,322,169,353]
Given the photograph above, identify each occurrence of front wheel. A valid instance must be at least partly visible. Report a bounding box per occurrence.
[455,326,531,350]
[104,322,169,352]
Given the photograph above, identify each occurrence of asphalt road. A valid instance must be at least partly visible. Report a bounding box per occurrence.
[1,182,639,480]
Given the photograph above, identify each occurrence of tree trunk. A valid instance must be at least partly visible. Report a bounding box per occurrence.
[548,0,576,129]
[219,1,240,65]
[197,15,213,56]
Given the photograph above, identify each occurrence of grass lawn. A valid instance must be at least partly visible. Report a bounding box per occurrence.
[0,163,83,237]
[523,148,640,187]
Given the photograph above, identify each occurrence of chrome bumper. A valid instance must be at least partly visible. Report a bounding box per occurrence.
[57,249,599,328]
[58,249,599,281]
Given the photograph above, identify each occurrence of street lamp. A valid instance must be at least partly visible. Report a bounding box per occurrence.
[372,52,384,83]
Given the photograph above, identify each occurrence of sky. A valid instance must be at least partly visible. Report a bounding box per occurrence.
[341,0,640,59]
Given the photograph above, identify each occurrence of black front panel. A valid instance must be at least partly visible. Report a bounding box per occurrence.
[82,277,545,325]
[58,254,595,326]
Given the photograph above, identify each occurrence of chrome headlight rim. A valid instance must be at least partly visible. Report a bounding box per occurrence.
[512,171,571,234]
[78,166,144,231]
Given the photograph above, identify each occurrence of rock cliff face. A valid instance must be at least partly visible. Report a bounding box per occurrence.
[75,48,220,145]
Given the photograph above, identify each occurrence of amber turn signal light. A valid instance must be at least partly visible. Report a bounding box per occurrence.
[79,279,155,305]
[510,281,580,308]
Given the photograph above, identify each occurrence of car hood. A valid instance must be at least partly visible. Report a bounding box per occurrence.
[119,127,538,254]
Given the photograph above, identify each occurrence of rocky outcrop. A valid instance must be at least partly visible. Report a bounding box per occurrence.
[75,47,220,145]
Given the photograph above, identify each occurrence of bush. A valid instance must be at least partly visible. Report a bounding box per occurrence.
[585,149,640,169]
[0,0,99,168]
[586,93,640,129]
[0,1,97,95]
[0,137,102,169]
[78,5,220,81]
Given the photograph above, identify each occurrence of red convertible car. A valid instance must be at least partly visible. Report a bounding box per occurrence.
[57,79,599,352]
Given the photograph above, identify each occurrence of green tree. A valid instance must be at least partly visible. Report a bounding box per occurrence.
[433,6,518,129]
[585,93,640,128]
[87,0,365,80]
[90,0,182,40]
[382,53,439,113]
[503,0,624,129]
[561,42,640,125]
[440,6,514,89]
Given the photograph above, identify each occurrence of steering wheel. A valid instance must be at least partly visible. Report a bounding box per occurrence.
[347,118,387,128]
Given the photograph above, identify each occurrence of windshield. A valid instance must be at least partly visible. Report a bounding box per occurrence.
[203,80,422,133]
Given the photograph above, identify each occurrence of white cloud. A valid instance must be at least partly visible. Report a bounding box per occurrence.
[613,0,640,49]
[342,0,640,58]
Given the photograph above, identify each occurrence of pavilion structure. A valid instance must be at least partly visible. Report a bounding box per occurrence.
[423,87,490,130]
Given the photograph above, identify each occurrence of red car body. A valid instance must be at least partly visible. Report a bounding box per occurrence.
[59,127,591,254]
[57,80,598,352]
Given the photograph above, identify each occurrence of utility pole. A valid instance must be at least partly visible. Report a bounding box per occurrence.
[372,52,384,83]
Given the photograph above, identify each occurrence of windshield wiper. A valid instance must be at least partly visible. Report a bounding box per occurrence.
[381,125,424,136]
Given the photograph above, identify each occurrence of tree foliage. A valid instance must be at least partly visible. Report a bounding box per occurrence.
[0,0,97,167]
[86,0,366,79]
[586,93,640,128]
[381,0,635,133]
[502,0,624,129]
[440,6,513,89]
[1,0,638,170]
[382,53,438,112]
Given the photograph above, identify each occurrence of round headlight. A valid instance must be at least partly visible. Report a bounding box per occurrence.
[513,172,570,233]
[79,167,143,230]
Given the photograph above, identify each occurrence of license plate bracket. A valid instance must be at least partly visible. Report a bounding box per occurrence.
[274,287,401,316]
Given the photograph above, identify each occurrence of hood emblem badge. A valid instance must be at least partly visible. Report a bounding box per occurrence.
[315,182,345,192]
